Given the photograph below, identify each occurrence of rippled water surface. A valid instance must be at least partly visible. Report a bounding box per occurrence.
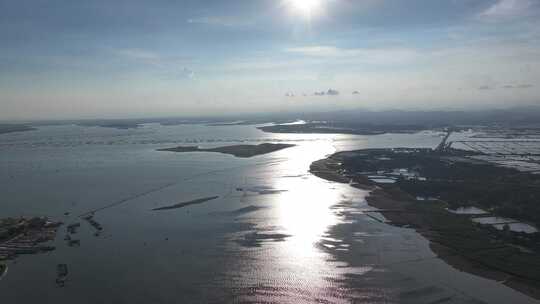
[0,124,537,303]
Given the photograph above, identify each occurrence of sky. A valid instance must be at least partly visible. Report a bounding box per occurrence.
[1,0,539,120]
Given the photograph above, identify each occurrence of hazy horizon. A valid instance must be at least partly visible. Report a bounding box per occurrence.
[1,0,539,120]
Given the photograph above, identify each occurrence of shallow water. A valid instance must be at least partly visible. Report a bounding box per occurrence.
[447,206,488,215]
[493,223,538,233]
[0,125,537,303]
[472,216,516,225]
[472,217,539,234]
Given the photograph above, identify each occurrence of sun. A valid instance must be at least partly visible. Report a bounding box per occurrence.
[287,0,323,17]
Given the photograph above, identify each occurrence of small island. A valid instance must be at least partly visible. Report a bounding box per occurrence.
[157,143,295,158]
[153,196,219,211]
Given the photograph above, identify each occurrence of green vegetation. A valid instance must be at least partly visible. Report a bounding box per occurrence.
[335,148,540,228]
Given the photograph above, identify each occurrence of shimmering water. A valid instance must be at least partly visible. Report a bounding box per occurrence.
[447,207,488,215]
[473,217,539,234]
[0,124,537,303]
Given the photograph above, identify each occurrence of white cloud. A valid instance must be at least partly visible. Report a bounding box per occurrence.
[285,92,295,97]
[479,0,537,20]
[112,48,161,63]
[109,48,195,80]
[285,46,419,65]
[286,46,349,57]
[187,16,252,27]
[503,83,534,88]
[312,89,339,96]
[326,88,339,95]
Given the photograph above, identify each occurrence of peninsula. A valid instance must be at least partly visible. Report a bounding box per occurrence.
[310,148,540,299]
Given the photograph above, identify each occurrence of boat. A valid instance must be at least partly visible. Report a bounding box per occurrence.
[0,263,7,280]
[56,264,68,287]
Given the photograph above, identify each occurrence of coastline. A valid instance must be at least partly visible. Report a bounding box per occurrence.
[310,155,540,300]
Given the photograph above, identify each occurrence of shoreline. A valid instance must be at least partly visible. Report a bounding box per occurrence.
[310,155,540,300]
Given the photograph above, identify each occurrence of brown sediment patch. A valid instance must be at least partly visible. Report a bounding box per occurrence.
[310,156,540,300]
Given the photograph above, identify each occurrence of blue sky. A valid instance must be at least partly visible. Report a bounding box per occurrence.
[1,0,539,119]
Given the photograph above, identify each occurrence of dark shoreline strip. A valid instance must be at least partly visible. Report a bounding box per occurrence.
[152,196,219,211]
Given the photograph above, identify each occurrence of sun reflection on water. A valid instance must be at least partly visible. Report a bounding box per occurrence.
[267,139,348,259]
[274,175,341,258]
[267,142,347,283]
[231,138,366,302]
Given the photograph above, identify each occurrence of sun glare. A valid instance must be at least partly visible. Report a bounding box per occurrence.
[287,0,323,17]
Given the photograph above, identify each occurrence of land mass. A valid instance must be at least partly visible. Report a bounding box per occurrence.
[310,148,540,300]
[0,217,61,261]
[0,124,36,135]
[258,122,427,135]
[77,121,141,129]
[152,196,219,211]
[157,143,295,158]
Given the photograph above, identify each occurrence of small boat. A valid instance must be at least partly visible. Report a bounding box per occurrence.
[0,263,7,280]
[56,264,68,287]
